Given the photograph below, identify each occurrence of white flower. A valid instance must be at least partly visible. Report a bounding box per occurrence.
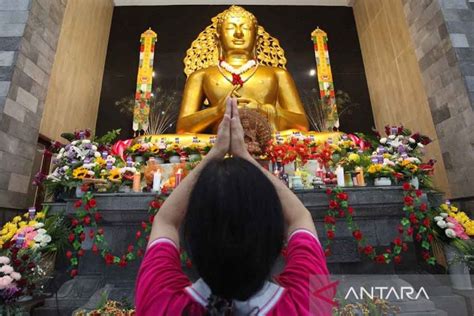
[56,154,63,160]
[59,148,65,154]
[63,166,69,171]
[34,234,43,242]
[37,229,47,235]
[409,138,415,143]
[440,212,448,218]
[39,242,47,248]
[0,257,10,265]
[42,235,52,243]
[389,135,396,140]
[10,272,21,280]
[447,223,455,228]
[94,152,101,158]
[0,265,14,274]
[434,216,443,222]
[417,143,424,148]
[445,228,457,238]
[71,141,78,146]
[437,220,447,228]
[34,223,44,229]
[92,145,97,151]
[83,163,96,169]
[0,275,13,290]
[380,138,387,144]
[82,140,91,144]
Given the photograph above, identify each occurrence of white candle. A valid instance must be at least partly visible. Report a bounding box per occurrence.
[336,165,345,187]
[152,171,161,193]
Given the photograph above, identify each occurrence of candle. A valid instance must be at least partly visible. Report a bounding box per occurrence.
[344,172,353,187]
[390,126,398,135]
[28,207,36,220]
[352,173,358,186]
[355,167,365,186]
[132,172,141,192]
[336,165,345,187]
[175,169,183,188]
[152,171,161,193]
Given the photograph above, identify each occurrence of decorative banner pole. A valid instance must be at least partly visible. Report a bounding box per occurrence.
[133,28,158,134]
[311,27,339,131]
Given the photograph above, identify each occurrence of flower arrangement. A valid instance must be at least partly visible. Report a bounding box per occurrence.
[0,256,21,305]
[265,137,313,165]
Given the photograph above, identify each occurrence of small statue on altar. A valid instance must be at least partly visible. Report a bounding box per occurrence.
[177,5,309,134]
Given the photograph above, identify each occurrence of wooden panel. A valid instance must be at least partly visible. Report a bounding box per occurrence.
[353,0,450,195]
[40,0,114,140]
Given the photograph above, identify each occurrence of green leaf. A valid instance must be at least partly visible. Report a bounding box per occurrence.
[401,218,410,227]
[421,241,430,250]
[340,201,348,208]
[113,256,120,263]
[427,257,436,265]
[73,240,82,250]
[419,226,427,233]
[70,258,78,266]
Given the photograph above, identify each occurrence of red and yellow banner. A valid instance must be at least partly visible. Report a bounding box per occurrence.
[133,28,157,133]
[311,27,339,131]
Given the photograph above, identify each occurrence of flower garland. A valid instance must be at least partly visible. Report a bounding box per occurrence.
[66,191,166,277]
[323,183,435,265]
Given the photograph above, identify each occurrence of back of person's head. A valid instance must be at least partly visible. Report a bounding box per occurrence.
[184,157,284,306]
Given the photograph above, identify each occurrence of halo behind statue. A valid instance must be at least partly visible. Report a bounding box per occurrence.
[184,7,287,76]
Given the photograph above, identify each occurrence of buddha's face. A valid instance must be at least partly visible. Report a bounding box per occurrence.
[218,15,257,54]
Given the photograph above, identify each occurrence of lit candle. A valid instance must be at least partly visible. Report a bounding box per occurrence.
[336,165,345,187]
[152,171,161,193]
[28,207,36,220]
[175,169,183,188]
[133,172,141,192]
[355,167,365,186]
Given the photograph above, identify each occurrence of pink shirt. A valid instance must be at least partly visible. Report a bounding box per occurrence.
[136,230,334,315]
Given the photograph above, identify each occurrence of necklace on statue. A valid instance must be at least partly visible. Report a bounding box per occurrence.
[218,59,258,86]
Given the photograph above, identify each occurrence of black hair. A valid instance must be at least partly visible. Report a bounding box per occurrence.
[184,157,284,308]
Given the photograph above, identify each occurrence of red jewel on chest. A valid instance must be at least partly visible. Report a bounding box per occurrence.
[231,73,243,86]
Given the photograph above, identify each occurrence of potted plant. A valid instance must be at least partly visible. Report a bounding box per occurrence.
[183,144,202,162]
[430,202,474,289]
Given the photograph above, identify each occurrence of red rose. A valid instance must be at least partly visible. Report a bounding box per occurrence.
[336,192,348,201]
[88,199,97,208]
[423,218,430,227]
[13,259,21,267]
[404,196,414,206]
[420,203,427,212]
[428,234,433,242]
[27,262,35,269]
[363,245,374,255]
[83,216,91,225]
[84,204,90,211]
[68,233,75,243]
[137,249,143,257]
[94,212,102,222]
[74,200,82,208]
[409,213,418,224]
[136,231,142,239]
[402,183,411,191]
[324,248,331,257]
[327,230,335,240]
[80,233,86,241]
[149,215,155,223]
[407,227,414,235]
[127,245,134,253]
[161,187,169,195]
[415,233,422,242]
[150,200,160,209]
[119,258,127,267]
[394,256,401,264]
[415,190,422,197]
[70,269,78,277]
[92,244,98,253]
[141,221,147,229]
[385,248,392,254]
[71,219,79,227]
[97,228,104,235]
[324,216,336,225]
[78,249,85,257]
[348,207,354,215]
[80,184,89,192]
[398,225,404,233]
[394,237,402,246]
[375,255,386,264]
[66,251,72,258]
[186,258,193,268]
[89,230,95,239]
[422,251,430,260]
[338,210,345,218]
[352,230,363,241]
[329,200,339,209]
[105,253,115,265]
[402,243,409,252]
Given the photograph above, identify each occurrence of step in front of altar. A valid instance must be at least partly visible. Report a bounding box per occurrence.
[34,187,443,314]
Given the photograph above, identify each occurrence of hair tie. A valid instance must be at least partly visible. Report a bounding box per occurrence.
[207,294,233,316]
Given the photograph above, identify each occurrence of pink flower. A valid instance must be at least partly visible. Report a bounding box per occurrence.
[0,256,10,265]
[0,275,13,290]
[10,272,21,281]
[0,264,14,274]
[447,217,469,240]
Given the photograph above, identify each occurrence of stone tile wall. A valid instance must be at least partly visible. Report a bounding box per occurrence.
[0,0,67,211]
[402,0,474,199]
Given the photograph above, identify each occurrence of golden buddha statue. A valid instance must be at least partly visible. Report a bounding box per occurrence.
[176,5,309,134]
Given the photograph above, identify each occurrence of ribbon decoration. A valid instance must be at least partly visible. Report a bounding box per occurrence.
[133,28,158,133]
[311,27,339,131]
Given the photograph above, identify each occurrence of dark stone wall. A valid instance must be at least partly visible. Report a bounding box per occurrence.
[96,5,374,139]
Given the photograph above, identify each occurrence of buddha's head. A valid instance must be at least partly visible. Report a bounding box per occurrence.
[216,6,258,55]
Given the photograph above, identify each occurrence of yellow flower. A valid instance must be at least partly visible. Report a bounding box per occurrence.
[440,204,449,212]
[368,164,382,174]
[18,221,26,228]
[73,167,89,179]
[348,153,360,163]
[130,144,141,152]
[28,220,38,226]
[12,216,22,223]
[108,168,122,181]
[383,153,391,159]
[150,145,160,154]
[401,159,410,167]
[450,206,458,212]
[35,212,45,220]
[95,157,106,166]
